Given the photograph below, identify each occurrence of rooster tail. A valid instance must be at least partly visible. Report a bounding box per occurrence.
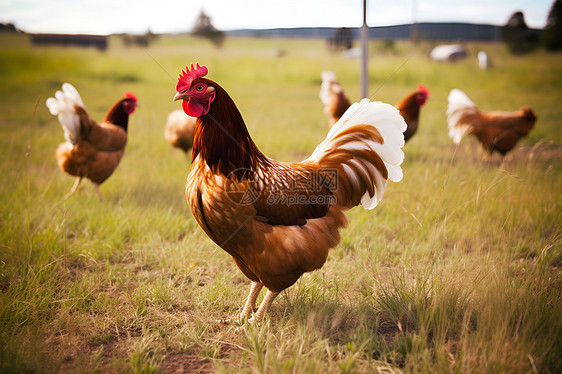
[307,99,406,210]
[446,88,479,144]
[46,83,85,145]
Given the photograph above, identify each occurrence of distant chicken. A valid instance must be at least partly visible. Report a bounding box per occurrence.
[46,83,138,199]
[319,71,429,142]
[174,63,406,323]
[395,85,430,142]
[447,89,536,155]
[165,109,196,153]
[319,71,351,127]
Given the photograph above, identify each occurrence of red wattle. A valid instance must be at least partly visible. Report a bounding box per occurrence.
[183,99,204,117]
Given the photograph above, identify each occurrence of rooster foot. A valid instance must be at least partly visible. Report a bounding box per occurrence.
[215,310,257,325]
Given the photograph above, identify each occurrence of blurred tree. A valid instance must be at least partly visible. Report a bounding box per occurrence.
[543,0,562,51]
[502,11,541,54]
[0,22,20,33]
[327,28,353,51]
[121,28,158,47]
[191,10,225,48]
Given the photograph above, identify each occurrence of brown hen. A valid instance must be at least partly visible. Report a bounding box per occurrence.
[174,64,406,323]
[165,109,196,153]
[46,83,137,199]
[447,89,536,155]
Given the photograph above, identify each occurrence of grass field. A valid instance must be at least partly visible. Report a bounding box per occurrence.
[0,32,561,373]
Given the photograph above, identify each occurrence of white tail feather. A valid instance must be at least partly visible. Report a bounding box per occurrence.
[46,83,85,145]
[307,99,406,210]
[447,88,477,144]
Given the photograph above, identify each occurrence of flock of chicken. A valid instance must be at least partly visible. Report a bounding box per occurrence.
[46,64,537,323]
[165,70,536,157]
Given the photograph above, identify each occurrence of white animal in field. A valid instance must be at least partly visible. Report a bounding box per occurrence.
[478,51,491,69]
[429,44,467,62]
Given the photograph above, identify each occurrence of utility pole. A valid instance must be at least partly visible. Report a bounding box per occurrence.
[361,0,369,98]
[411,0,419,45]
[360,0,368,99]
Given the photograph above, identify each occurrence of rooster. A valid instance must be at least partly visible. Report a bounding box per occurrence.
[165,109,196,153]
[174,64,406,323]
[447,89,536,155]
[319,71,351,127]
[46,83,138,199]
[395,85,430,142]
[319,71,429,142]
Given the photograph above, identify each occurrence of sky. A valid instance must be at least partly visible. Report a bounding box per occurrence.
[0,0,554,35]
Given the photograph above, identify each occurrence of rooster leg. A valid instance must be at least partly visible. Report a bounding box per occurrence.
[240,281,263,321]
[64,177,82,199]
[249,289,279,324]
[92,183,102,201]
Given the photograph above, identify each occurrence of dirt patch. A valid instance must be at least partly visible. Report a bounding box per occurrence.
[378,327,400,346]
[159,353,213,374]
[42,324,143,373]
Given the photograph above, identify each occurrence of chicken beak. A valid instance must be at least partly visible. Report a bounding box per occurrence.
[173,92,190,102]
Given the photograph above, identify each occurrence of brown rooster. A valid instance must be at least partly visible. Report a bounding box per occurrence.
[396,85,429,142]
[319,71,351,127]
[447,89,536,155]
[46,83,138,199]
[174,63,406,323]
[165,109,196,153]
[319,71,429,142]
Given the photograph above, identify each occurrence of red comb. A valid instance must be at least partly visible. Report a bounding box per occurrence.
[177,63,208,92]
[124,91,137,102]
[417,84,429,96]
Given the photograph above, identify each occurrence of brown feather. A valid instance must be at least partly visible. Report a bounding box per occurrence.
[328,91,351,126]
[186,155,349,291]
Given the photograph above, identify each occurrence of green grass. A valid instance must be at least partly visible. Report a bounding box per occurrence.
[0,31,561,373]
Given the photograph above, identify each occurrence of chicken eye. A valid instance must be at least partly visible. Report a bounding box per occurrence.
[195,85,204,92]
